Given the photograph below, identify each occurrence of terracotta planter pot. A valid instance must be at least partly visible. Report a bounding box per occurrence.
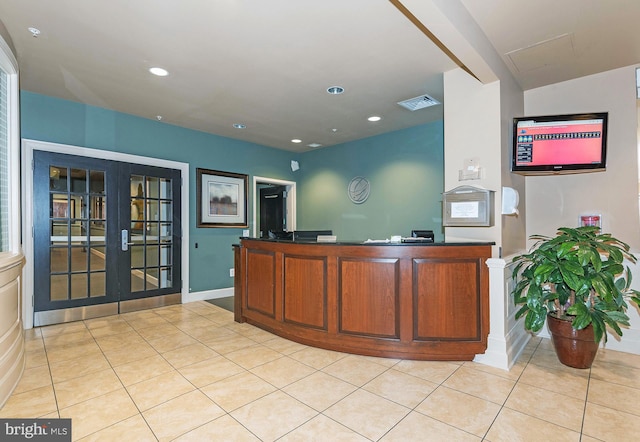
[547,313,599,369]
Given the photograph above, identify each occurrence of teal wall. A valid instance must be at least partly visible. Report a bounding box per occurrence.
[297,122,444,241]
[20,92,295,292]
[20,91,444,291]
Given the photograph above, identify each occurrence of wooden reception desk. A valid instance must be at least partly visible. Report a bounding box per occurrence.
[233,238,493,361]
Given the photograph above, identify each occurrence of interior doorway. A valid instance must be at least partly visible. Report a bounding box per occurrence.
[252,176,296,238]
[21,139,190,329]
[259,184,287,237]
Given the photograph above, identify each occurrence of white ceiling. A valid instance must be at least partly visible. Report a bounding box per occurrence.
[1,0,638,152]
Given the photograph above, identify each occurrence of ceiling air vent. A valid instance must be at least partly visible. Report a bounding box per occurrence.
[397,94,440,111]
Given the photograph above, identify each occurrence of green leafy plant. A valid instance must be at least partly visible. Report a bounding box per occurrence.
[512,226,640,343]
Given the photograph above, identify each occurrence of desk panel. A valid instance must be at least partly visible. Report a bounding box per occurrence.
[234,239,492,360]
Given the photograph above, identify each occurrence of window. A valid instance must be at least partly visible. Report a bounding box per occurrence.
[0,70,9,250]
[0,34,18,253]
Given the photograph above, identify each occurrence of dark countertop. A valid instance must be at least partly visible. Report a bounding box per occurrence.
[238,237,495,247]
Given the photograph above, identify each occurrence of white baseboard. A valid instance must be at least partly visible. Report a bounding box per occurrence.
[473,336,511,370]
[474,322,531,370]
[600,329,640,355]
[505,325,533,366]
[183,287,234,304]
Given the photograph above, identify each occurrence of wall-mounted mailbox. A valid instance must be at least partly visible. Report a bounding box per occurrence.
[443,185,495,227]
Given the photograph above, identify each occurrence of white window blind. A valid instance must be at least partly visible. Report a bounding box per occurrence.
[0,69,8,251]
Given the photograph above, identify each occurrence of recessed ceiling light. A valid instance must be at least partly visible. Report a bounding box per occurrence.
[149,67,169,77]
[307,143,322,148]
[233,123,246,129]
[291,139,302,143]
[28,27,41,37]
[327,86,344,95]
[367,116,382,122]
[156,115,163,121]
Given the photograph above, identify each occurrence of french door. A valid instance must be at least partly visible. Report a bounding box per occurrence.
[33,151,182,326]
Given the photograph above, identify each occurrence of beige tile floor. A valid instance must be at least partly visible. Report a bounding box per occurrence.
[2,301,640,441]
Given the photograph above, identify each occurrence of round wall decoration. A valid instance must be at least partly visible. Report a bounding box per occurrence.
[348,176,370,204]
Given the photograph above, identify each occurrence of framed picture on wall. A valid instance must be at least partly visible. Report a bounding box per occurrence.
[196,168,248,228]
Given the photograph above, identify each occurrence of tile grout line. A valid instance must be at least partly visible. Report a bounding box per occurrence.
[115,307,221,441]
[114,304,273,440]
[79,315,152,440]
[580,366,593,440]
[13,303,639,440]
[378,360,484,441]
[478,337,541,441]
[39,328,61,419]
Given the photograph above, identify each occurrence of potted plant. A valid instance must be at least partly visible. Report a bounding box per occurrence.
[511,226,640,368]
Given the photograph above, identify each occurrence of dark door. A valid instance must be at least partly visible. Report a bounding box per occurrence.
[120,163,182,302]
[259,185,287,237]
[33,151,181,323]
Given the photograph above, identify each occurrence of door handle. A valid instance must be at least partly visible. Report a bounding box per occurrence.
[121,229,130,251]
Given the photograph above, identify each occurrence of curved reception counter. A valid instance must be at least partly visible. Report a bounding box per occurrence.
[233,238,493,361]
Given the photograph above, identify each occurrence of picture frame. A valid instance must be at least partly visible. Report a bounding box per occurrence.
[196,168,248,228]
[52,198,75,218]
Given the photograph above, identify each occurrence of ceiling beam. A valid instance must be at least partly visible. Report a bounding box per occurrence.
[389,0,479,81]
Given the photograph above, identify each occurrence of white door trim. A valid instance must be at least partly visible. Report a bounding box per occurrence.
[21,138,190,329]
[252,176,296,238]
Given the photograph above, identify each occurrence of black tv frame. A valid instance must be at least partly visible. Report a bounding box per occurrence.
[511,112,608,175]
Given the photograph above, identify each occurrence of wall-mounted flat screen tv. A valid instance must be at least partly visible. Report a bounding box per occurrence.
[511,112,608,175]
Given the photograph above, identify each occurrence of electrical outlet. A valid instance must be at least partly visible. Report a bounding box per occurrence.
[242,229,250,237]
[229,268,235,277]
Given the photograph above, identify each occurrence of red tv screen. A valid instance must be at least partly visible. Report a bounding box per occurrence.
[512,113,607,174]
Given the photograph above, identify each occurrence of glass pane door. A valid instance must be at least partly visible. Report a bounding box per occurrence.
[34,152,119,313]
[119,163,181,302]
[33,151,182,320]
[49,166,107,300]
[129,175,173,292]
